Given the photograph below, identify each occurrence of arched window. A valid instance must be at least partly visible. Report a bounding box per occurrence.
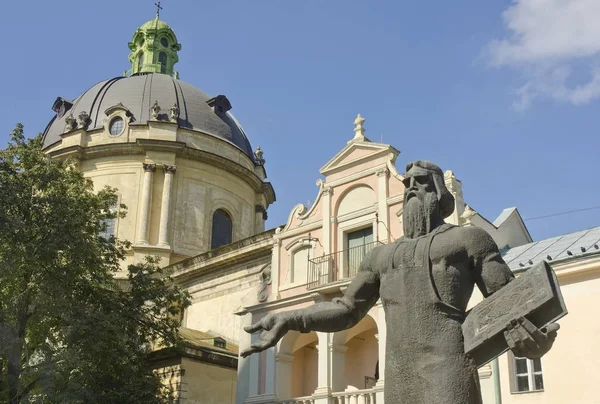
[137,53,144,72]
[159,52,167,74]
[211,209,232,249]
[291,245,311,284]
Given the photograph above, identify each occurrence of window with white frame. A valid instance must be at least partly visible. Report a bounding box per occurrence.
[345,227,374,277]
[513,356,544,393]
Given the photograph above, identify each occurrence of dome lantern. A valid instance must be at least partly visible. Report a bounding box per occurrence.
[126,8,181,78]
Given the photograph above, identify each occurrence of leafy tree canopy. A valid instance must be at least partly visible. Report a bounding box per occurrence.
[0,124,190,403]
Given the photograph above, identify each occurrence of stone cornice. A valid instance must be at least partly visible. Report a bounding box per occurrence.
[170,229,277,282]
[47,139,271,195]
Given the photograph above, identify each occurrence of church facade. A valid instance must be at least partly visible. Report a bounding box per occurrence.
[39,15,599,404]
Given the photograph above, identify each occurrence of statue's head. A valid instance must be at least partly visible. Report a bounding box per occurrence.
[402,160,455,238]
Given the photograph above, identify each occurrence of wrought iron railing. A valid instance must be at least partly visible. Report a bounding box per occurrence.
[307,241,382,288]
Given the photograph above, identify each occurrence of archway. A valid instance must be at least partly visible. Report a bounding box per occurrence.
[332,314,379,393]
[277,330,319,399]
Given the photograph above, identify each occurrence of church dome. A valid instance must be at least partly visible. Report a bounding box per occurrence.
[42,14,255,160]
[42,73,254,158]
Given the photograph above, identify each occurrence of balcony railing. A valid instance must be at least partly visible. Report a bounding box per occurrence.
[276,397,315,404]
[332,389,377,404]
[307,241,382,288]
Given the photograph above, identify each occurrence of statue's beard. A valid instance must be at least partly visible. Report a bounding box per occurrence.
[403,192,440,239]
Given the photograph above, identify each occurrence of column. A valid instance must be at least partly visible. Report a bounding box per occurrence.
[255,204,267,234]
[313,332,332,403]
[158,165,176,246]
[137,163,155,245]
[330,342,348,392]
[236,313,253,404]
[248,332,260,397]
[375,306,386,403]
[263,347,276,398]
[276,352,294,399]
[376,168,389,242]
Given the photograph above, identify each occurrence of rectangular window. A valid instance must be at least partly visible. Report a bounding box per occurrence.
[513,356,544,393]
[345,227,374,278]
[99,197,118,242]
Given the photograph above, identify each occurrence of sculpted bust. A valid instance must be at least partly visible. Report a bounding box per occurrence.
[242,160,559,404]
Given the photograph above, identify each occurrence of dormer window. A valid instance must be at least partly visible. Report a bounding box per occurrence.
[52,97,73,119]
[214,337,226,349]
[160,37,169,48]
[206,95,232,114]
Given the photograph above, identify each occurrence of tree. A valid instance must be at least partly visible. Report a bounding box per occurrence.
[0,124,190,403]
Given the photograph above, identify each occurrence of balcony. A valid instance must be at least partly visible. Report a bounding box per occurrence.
[307,241,383,289]
[273,388,378,404]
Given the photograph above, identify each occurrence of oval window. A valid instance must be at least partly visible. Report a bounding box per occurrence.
[161,38,168,48]
[109,117,125,136]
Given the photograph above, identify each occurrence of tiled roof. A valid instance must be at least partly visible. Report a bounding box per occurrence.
[179,327,239,356]
[42,73,254,158]
[501,226,600,271]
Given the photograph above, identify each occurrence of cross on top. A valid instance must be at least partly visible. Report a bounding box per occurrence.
[155,2,163,18]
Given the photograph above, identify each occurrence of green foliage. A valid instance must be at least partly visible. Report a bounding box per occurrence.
[0,124,190,403]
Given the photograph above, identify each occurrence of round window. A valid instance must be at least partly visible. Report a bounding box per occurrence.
[160,38,168,48]
[109,117,124,136]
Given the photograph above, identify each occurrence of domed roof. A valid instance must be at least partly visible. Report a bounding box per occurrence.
[42,73,255,159]
[139,18,172,31]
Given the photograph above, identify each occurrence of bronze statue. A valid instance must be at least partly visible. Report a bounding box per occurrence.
[241,160,559,404]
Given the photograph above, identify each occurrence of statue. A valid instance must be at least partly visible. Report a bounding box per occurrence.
[150,100,161,120]
[241,160,560,404]
[169,103,179,123]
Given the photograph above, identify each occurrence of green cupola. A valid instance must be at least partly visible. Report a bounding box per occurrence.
[127,13,182,77]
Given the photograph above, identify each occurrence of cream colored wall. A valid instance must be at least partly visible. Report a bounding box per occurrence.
[181,358,237,404]
[51,119,267,269]
[184,257,269,343]
[82,156,143,243]
[171,158,255,257]
[291,345,318,398]
[495,269,600,404]
[343,331,378,390]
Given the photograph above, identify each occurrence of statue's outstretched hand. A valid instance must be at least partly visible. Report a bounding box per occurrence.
[240,313,290,358]
[504,317,559,359]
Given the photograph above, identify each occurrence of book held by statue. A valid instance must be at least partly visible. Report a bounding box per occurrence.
[462,261,567,368]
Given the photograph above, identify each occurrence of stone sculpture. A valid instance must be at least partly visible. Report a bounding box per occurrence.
[241,160,561,404]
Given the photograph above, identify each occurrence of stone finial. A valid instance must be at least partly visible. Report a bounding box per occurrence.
[150,100,161,120]
[77,111,90,130]
[254,146,265,165]
[460,204,477,225]
[169,103,179,123]
[351,113,366,142]
[64,114,76,132]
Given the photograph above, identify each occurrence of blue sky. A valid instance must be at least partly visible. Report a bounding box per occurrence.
[1,0,599,241]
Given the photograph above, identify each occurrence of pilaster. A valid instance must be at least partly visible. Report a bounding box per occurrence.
[376,168,390,242]
[270,238,282,300]
[322,186,332,254]
[158,164,176,246]
[137,163,156,244]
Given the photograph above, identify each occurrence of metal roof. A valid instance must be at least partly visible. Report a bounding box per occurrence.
[42,73,254,159]
[502,226,600,271]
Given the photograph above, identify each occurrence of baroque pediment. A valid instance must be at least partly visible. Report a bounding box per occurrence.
[320,140,399,176]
